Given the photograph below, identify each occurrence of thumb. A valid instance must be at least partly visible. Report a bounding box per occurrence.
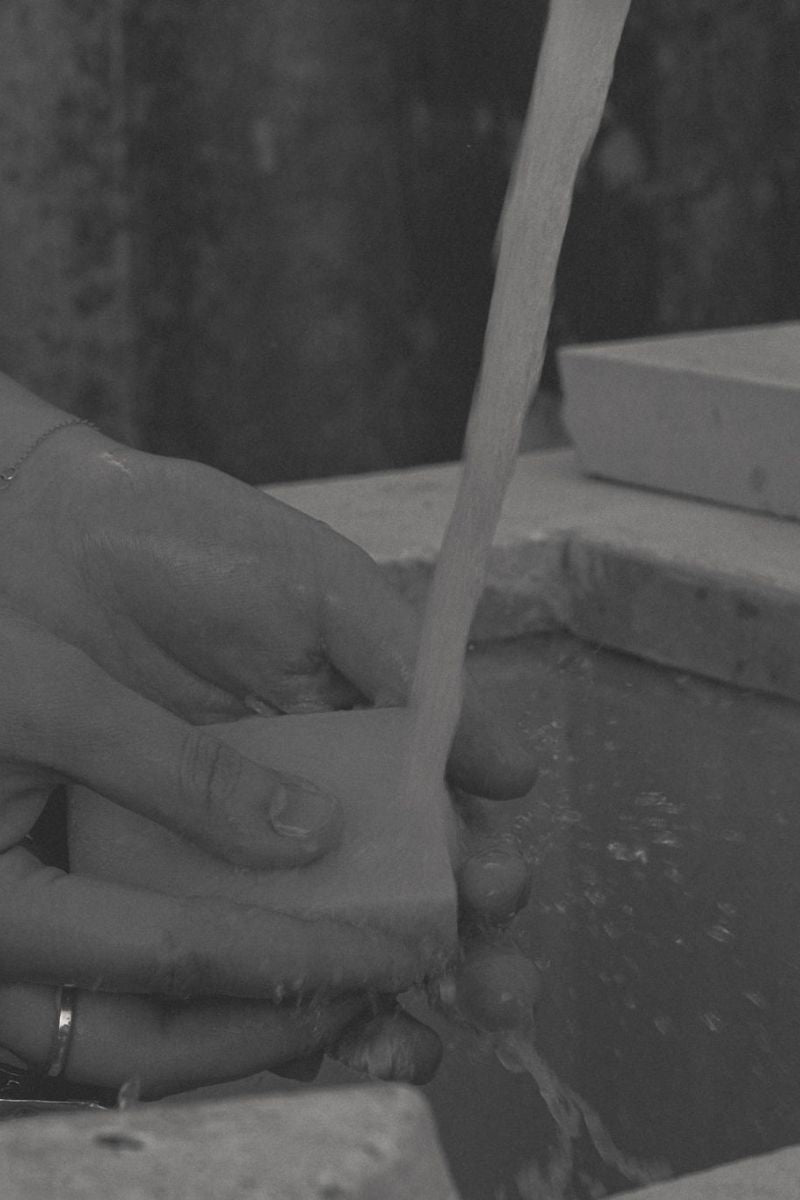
[28,637,343,868]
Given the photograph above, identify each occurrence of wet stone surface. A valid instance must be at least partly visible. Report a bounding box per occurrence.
[421,632,800,1199]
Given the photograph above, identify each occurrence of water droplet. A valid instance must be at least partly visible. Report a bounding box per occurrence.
[636,791,666,807]
[607,842,649,863]
[116,1078,141,1111]
[706,924,734,944]
[495,1040,527,1074]
[652,832,681,847]
[700,1011,723,1032]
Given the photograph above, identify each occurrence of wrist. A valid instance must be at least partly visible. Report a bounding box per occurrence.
[0,373,126,525]
[0,416,94,491]
[0,373,73,462]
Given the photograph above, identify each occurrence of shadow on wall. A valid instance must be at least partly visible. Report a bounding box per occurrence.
[0,0,798,482]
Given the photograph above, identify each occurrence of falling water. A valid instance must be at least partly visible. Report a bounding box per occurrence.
[495,1030,671,1199]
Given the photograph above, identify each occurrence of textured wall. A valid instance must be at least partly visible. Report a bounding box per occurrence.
[557,0,800,348]
[0,1,797,479]
[0,0,135,443]
[128,0,440,479]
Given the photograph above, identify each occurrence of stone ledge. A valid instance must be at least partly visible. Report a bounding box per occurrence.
[0,1084,460,1200]
[624,1146,800,1200]
[267,448,800,704]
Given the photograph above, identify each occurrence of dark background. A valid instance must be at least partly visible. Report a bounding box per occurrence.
[0,0,798,483]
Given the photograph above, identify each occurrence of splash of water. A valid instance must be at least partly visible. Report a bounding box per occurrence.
[496,1031,671,1199]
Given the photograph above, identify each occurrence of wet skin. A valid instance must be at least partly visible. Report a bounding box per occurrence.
[0,374,537,1096]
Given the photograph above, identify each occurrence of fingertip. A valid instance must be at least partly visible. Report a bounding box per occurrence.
[458,844,532,925]
[448,723,538,802]
[449,946,543,1033]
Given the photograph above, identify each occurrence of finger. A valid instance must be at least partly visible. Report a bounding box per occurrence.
[0,984,366,1099]
[440,945,543,1033]
[110,482,536,797]
[331,1001,443,1085]
[117,488,536,798]
[457,839,532,927]
[104,488,371,717]
[308,534,538,798]
[450,679,538,800]
[0,847,421,998]
[12,619,342,868]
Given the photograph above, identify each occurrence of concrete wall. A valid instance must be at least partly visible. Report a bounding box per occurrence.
[0,0,135,443]
[0,1,797,480]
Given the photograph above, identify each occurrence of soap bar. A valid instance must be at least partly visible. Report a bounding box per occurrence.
[69,708,459,981]
[560,322,800,520]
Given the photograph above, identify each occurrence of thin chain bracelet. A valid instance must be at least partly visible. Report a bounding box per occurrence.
[0,417,95,491]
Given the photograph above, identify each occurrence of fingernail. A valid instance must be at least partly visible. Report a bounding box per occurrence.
[270,786,336,838]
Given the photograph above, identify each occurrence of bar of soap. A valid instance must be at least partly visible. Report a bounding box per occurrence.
[69,708,460,980]
[560,322,800,520]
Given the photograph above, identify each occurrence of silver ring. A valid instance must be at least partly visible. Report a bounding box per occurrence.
[43,986,77,1079]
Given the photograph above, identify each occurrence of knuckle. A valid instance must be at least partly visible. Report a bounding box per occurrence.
[150,913,214,997]
[179,728,243,819]
[178,731,264,863]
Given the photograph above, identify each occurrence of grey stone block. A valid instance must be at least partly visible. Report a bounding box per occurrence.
[561,323,800,520]
[624,1145,800,1200]
[0,1084,460,1200]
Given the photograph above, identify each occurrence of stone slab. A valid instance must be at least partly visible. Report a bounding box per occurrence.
[0,1084,460,1200]
[624,1146,800,1200]
[266,447,800,704]
[559,322,800,520]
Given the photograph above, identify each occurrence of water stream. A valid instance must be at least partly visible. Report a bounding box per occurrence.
[496,1031,670,1199]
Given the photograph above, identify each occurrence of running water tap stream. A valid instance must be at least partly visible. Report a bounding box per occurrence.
[400,0,634,819]
[398,1,636,1186]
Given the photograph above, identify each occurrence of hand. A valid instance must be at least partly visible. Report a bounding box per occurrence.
[0,836,536,1099]
[330,832,539,1087]
[0,379,537,1093]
